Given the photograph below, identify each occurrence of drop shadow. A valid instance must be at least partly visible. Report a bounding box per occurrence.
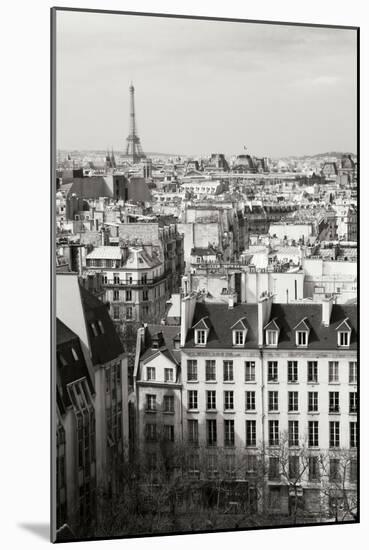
[18,522,49,541]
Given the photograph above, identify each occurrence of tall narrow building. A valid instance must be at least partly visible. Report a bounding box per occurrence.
[125,82,146,163]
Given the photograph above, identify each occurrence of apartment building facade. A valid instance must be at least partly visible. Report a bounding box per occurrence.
[133,291,357,518]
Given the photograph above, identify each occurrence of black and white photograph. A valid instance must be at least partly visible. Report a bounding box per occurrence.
[51,7,358,543]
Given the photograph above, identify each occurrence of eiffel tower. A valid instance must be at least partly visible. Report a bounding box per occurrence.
[125,82,146,163]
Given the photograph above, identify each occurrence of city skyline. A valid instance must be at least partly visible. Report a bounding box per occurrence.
[56,11,357,157]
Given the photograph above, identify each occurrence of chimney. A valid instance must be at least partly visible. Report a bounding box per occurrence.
[322,296,334,327]
[228,292,237,309]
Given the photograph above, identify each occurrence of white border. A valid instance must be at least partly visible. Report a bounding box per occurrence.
[1,0,366,548]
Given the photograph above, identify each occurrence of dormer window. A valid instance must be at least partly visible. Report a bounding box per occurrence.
[266,331,277,346]
[338,331,350,347]
[296,331,308,347]
[231,318,248,347]
[234,330,244,345]
[193,317,210,347]
[264,319,280,347]
[294,318,310,348]
[336,318,352,347]
[195,329,206,345]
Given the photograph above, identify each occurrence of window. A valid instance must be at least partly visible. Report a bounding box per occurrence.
[349,392,357,413]
[289,456,300,479]
[268,391,279,412]
[113,273,119,284]
[224,391,234,411]
[126,273,132,284]
[97,320,104,334]
[288,421,299,447]
[338,331,350,347]
[90,322,98,337]
[308,392,318,412]
[113,290,119,301]
[188,390,198,410]
[195,329,206,345]
[266,330,278,346]
[246,420,256,447]
[268,361,278,382]
[329,361,339,383]
[269,420,279,446]
[329,458,341,482]
[349,362,357,384]
[126,290,132,301]
[207,390,216,410]
[141,274,147,284]
[188,454,200,477]
[142,290,148,301]
[225,454,236,478]
[145,423,157,441]
[126,306,133,320]
[329,392,340,413]
[164,368,174,383]
[245,361,256,382]
[233,330,245,346]
[187,360,198,382]
[288,391,298,412]
[309,457,320,481]
[296,331,308,347]
[223,360,234,382]
[245,454,257,473]
[188,420,199,445]
[207,454,218,477]
[288,361,298,383]
[308,421,319,447]
[163,395,174,413]
[350,422,357,448]
[246,391,256,411]
[205,360,216,381]
[163,425,174,442]
[350,459,357,483]
[224,419,235,447]
[307,361,318,383]
[146,394,156,411]
[269,457,280,480]
[207,419,217,447]
[71,347,79,361]
[329,421,340,448]
[113,305,119,320]
[147,367,156,381]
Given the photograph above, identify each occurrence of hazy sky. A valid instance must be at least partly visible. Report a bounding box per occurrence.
[56,10,357,157]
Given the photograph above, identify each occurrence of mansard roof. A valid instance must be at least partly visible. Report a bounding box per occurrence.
[268,303,357,350]
[140,324,181,365]
[184,303,258,349]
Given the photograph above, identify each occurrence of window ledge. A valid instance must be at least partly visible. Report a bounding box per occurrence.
[224,410,236,414]
[223,381,235,384]
[205,380,217,384]
[267,381,279,384]
[206,409,217,414]
[186,380,199,384]
[288,411,300,414]
[145,409,157,414]
[244,381,257,384]
[163,411,175,415]
[245,410,257,414]
[187,409,199,414]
